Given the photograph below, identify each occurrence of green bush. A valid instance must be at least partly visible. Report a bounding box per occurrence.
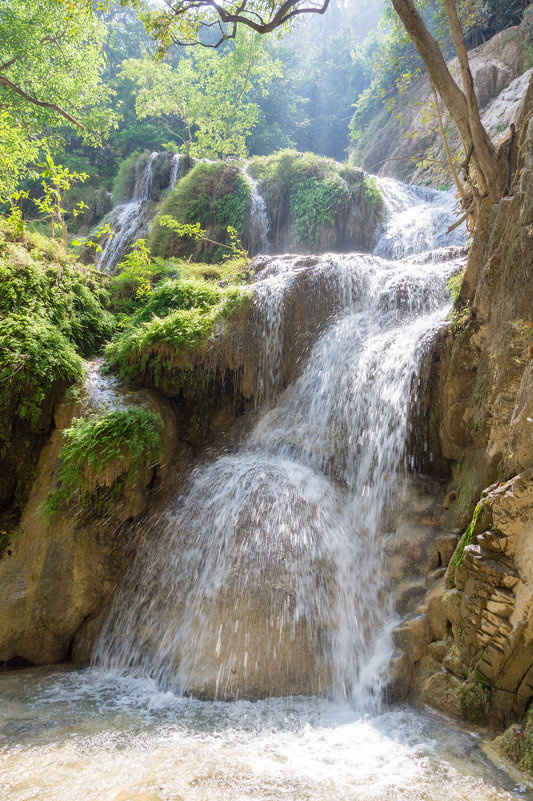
[106,272,251,382]
[0,222,115,452]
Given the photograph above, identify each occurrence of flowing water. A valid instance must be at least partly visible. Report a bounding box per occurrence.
[97,152,159,272]
[244,169,270,255]
[1,180,525,801]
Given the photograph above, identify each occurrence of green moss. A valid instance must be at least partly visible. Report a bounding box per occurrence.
[106,275,251,383]
[149,162,251,263]
[460,679,490,722]
[46,407,162,518]
[494,710,533,775]
[111,150,145,205]
[289,177,345,250]
[446,268,466,309]
[248,149,382,249]
[448,499,487,583]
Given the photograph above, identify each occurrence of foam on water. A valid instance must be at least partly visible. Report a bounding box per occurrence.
[0,667,529,801]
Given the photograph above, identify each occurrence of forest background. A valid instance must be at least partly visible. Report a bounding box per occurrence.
[1,0,531,236]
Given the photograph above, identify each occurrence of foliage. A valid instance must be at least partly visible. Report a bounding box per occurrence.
[33,154,90,245]
[46,407,163,517]
[122,31,281,160]
[289,177,345,249]
[149,162,251,262]
[0,221,115,452]
[0,111,41,205]
[106,253,252,384]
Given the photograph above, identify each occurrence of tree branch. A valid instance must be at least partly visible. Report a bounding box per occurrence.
[0,75,86,130]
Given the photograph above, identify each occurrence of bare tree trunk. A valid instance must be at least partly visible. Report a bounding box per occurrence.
[389,0,505,208]
[442,0,505,197]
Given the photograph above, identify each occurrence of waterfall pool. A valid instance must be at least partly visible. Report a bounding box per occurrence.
[0,666,530,801]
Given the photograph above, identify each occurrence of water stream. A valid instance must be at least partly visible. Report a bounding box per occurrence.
[1,181,526,801]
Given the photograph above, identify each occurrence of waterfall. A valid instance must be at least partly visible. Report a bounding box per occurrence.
[94,179,466,711]
[97,152,158,272]
[373,177,466,259]
[244,169,270,255]
[169,153,182,190]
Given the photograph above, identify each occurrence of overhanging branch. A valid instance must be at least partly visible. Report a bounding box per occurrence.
[0,75,86,130]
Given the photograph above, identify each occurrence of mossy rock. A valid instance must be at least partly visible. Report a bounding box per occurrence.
[149,162,251,263]
[493,710,533,775]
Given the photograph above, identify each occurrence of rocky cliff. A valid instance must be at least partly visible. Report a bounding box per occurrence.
[387,74,533,751]
[353,18,533,187]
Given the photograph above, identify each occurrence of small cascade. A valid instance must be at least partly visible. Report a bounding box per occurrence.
[169,153,182,190]
[95,179,466,709]
[97,152,158,272]
[373,177,466,259]
[244,170,270,255]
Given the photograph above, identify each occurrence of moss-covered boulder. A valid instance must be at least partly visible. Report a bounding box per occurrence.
[248,149,383,253]
[149,162,252,263]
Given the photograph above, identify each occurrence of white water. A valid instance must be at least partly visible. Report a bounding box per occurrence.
[94,178,466,710]
[0,667,529,801]
[374,178,466,259]
[97,152,159,272]
[244,169,270,254]
[169,152,182,190]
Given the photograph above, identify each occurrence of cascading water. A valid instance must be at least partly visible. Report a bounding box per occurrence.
[374,177,466,259]
[244,169,270,255]
[2,178,527,801]
[97,152,159,272]
[169,152,182,190]
[94,180,466,710]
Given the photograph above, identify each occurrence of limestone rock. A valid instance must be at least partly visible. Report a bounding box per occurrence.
[421,670,463,719]
[0,383,178,666]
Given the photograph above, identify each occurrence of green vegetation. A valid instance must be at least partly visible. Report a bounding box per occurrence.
[106,258,252,384]
[111,151,145,205]
[495,710,533,775]
[248,149,382,249]
[446,269,466,307]
[448,499,489,583]
[122,32,281,161]
[289,177,345,250]
[46,407,163,518]
[0,220,114,449]
[459,678,490,722]
[149,162,252,263]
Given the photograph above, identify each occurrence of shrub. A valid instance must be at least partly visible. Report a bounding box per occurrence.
[0,222,115,452]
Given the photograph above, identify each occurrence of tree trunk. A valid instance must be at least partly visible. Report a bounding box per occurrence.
[389,0,506,205]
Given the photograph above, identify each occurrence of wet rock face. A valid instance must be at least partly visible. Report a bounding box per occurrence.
[414,470,533,724]
[407,89,533,724]
[0,371,178,667]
